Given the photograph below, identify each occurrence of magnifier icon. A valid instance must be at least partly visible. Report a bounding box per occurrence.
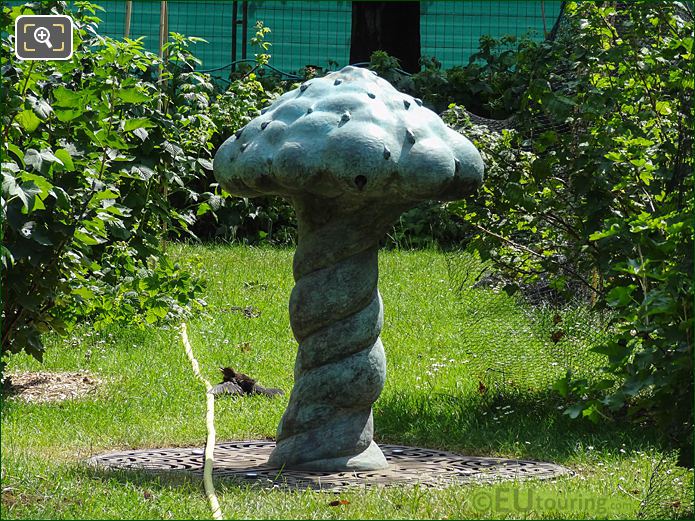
[33,26,52,48]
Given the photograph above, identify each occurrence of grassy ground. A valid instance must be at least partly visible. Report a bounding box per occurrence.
[2,245,692,519]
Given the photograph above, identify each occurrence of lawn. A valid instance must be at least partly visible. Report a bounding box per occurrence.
[1,245,692,519]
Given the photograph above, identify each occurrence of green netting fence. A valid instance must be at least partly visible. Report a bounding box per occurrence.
[10,1,561,77]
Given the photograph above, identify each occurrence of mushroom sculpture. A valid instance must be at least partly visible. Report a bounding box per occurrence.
[214,66,483,471]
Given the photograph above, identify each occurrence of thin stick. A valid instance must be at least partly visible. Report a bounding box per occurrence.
[124,0,132,38]
[180,323,224,520]
[158,1,167,60]
[540,0,548,37]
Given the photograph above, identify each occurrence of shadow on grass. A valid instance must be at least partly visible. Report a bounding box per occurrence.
[374,388,664,463]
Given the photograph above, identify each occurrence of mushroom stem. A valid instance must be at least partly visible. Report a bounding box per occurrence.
[267,198,405,471]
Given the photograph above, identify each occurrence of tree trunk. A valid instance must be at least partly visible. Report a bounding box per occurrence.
[350,1,421,73]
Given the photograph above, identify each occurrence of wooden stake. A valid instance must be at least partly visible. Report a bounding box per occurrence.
[541,0,548,38]
[158,0,168,60]
[124,0,132,38]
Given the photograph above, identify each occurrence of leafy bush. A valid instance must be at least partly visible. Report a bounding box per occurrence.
[385,202,474,250]
[415,35,541,116]
[448,1,693,461]
[1,2,214,365]
[365,34,541,117]
[192,25,297,244]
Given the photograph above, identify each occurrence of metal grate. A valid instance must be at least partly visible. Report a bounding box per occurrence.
[88,440,572,491]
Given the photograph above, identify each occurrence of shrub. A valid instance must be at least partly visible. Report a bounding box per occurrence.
[1,1,213,366]
[448,1,693,461]
[415,35,541,116]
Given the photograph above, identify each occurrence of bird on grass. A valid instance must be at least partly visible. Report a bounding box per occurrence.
[209,367,284,398]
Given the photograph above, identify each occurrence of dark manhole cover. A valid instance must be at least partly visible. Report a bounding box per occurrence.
[88,440,572,491]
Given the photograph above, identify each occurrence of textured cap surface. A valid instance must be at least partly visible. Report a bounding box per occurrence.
[214,66,483,202]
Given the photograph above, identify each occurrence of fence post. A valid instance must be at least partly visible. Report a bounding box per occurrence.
[159,0,168,60]
[124,0,132,38]
[241,1,248,61]
[232,0,238,70]
[541,0,548,37]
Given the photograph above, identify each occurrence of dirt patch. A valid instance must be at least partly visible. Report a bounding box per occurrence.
[2,371,101,404]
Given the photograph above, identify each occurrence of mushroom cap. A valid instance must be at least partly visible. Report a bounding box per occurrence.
[213,66,483,202]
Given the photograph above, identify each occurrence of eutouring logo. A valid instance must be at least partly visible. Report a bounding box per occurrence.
[470,487,634,515]
[15,15,74,61]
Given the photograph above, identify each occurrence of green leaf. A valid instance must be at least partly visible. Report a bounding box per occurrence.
[6,143,25,164]
[0,245,15,269]
[54,108,84,122]
[94,129,130,150]
[593,379,614,391]
[623,376,651,396]
[606,284,636,307]
[591,341,630,363]
[116,87,151,104]
[40,150,62,165]
[24,149,63,175]
[74,229,105,246]
[53,87,85,108]
[163,141,184,158]
[94,189,120,202]
[565,404,584,419]
[655,101,672,115]
[589,223,621,241]
[2,172,28,208]
[145,309,159,324]
[30,224,53,246]
[126,165,155,180]
[50,186,71,210]
[582,403,601,423]
[2,172,17,196]
[29,195,46,212]
[682,37,693,53]
[531,158,553,179]
[72,287,95,300]
[132,127,149,141]
[54,149,75,171]
[24,149,43,172]
[29,96,52,119]
[197,158,213,170]
[21,172,53,198]
[553,376,570,397]
[124,118,155,131]
[16,110,41,132]
[196,202,211,216]
[604,151,624,162]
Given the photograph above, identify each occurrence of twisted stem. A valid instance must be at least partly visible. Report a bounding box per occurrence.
[267,197,406,471]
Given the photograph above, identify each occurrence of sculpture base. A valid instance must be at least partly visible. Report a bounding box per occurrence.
[268,440,388,472]
[87,440,574,491]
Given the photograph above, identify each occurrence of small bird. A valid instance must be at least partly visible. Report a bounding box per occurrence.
[209,367,284,398]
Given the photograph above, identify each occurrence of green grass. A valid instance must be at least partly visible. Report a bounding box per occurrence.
[2,245,693,519]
